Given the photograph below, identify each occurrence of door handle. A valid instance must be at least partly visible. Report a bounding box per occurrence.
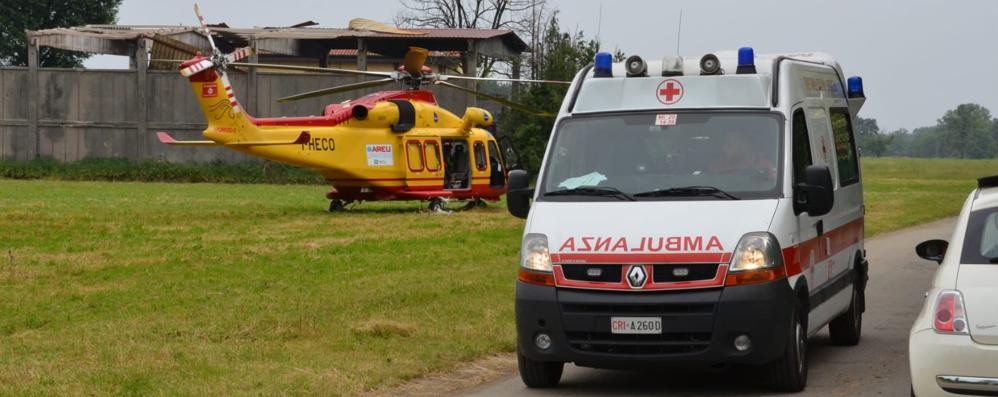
[815,220,824,236]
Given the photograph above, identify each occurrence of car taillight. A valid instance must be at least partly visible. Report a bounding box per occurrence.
[933,290,968,334]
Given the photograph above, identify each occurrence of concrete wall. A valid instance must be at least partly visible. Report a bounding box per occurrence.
[0,67,489,163]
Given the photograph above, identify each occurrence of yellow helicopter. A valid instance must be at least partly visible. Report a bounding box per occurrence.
[157,5,568,212]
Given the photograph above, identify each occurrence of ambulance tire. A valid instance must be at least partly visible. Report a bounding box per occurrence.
[829,283,863,346]
[517,351,563,388]
[768,301,808,392]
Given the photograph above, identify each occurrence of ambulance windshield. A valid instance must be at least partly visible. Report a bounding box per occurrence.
[540,111,783,201]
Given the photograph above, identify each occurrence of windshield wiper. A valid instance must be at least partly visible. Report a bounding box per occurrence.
[633,185,740,200]
[545,186,636,201]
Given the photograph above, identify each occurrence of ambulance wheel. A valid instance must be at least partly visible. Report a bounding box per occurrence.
[768,302,808,392]
[517,351,563,388]
[328,199,345,212]
[829,284,863,346]
[428,198,445,212]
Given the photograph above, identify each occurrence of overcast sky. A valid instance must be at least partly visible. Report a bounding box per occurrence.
[84,0,998,132]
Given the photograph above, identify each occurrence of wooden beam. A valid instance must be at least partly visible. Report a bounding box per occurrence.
[356,38,367,71]
[463,39,478,107]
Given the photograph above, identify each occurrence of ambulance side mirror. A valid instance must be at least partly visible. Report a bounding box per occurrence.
[916,239,948,265]
[795,165,834,217]
[507,169,533,219]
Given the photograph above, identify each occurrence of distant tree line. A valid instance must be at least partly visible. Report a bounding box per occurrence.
[857,103,998,159]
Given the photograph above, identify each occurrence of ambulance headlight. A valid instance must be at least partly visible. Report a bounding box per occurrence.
[521,233,552,272]
[729,232,783,272]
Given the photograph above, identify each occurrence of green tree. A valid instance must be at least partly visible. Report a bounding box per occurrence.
[500,13,600,171]
[938,103,995,159]
[883,128,911,157]
[0,0,122,67]
[853,117,892,157]
[908,126,946,158]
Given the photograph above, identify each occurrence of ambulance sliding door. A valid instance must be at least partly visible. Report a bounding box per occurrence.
[797,106,834,307]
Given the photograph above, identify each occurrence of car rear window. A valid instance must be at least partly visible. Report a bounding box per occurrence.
[961,207,998,264]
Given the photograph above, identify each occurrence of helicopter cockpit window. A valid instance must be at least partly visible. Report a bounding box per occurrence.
[539,111,784,201]
[424,141,441,172]
[406,140,424,172]
[473,142,487,171]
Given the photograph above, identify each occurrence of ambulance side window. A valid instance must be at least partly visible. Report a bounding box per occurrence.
[792,109,813,187]
[829,109,860,186]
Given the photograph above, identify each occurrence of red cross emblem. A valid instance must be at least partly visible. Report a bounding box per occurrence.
[656,79,684,105]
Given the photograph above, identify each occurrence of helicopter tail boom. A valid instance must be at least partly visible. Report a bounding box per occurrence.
[179,56,261,144]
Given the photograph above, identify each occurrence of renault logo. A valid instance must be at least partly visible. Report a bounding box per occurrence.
[627,265,647,289]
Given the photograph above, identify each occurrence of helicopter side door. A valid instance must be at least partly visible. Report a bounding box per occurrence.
[487,139,506,188]
[471,140,490,190]
[404,137,445,190]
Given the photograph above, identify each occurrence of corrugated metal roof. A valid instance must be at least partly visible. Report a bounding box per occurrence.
[28,23,528,58]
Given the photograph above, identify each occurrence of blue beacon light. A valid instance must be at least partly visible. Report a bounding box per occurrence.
[594,52,613,78]
[736,47,756,74]
[847,76,865,98]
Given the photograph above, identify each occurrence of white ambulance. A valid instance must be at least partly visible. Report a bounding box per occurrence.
[506,48,869,392]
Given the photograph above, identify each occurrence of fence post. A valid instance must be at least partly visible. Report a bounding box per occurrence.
[135,38,149,160]
[248,38,259,116]
[27,35,39,159]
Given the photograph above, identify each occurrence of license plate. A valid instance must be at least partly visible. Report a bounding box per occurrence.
[610,317,662,334]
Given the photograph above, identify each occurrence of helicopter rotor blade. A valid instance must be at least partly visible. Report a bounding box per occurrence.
[277,78,397,102]
[403,47,429,77]
[434,81,555,118]
[441,75,571,85]
[224,47,253,63]
[193,3,219,55]
[228,62,394,78]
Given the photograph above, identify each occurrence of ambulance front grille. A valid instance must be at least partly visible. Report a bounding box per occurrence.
[560,302,715,356]
[565,331,712,355]
[561,264,719,284]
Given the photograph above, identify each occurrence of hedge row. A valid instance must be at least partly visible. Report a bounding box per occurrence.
[0,158,324,185]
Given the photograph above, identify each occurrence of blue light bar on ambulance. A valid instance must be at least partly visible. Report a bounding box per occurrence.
[736,47,756,74]
[594,52,613,78]
[848,76,865,98]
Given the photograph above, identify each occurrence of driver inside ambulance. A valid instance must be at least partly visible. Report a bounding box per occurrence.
[709,131,778,182]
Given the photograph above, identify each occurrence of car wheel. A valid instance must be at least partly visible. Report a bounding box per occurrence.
[517,350,563,388]
[829,283,863,346]
[769,302,808,392]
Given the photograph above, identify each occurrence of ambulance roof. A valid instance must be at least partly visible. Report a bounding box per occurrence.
[570,51,846,115]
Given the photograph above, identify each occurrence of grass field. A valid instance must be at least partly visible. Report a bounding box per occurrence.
[0,157,994,395]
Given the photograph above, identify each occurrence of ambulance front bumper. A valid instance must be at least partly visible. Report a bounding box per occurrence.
[515,279,795,368]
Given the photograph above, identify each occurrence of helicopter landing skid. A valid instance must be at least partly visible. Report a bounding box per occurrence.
[428,197,451,213]
[328,199,354,212]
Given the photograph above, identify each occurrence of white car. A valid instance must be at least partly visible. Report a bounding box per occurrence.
[910,176,998,396]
